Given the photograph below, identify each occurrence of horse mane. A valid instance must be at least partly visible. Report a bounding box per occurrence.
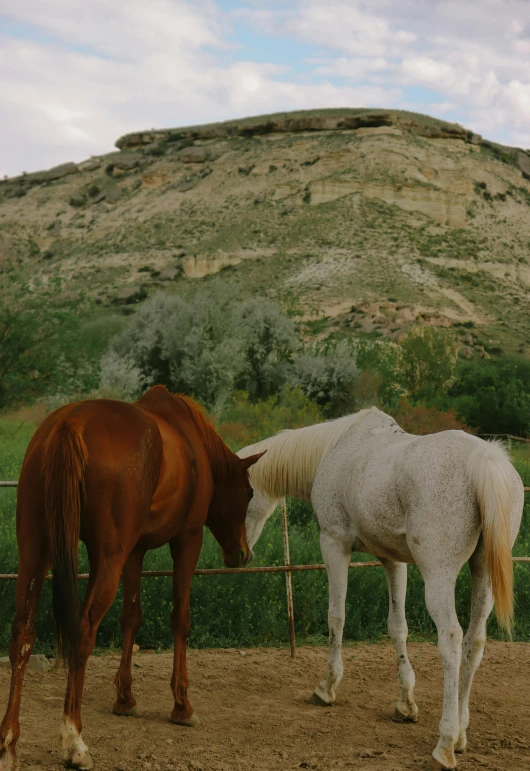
[238,408,379,500]
[176,394,241,482]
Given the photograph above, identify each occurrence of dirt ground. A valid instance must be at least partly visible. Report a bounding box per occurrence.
[1,641,529,771]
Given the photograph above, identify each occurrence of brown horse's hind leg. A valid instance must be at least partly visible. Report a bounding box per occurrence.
[0,552,48,771]
[61,558,123,770]
[169,530,203,727]
[113,549,144,717]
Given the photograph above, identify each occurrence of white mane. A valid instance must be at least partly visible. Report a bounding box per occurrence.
[238,407,378,500]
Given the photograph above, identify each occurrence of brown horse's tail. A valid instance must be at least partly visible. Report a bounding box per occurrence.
[468,439,515,637]
[43,416,88,669]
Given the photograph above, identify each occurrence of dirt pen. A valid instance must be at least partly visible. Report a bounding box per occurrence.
[0,483,530,770]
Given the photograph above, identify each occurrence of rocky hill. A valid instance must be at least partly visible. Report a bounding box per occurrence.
[1,108,530,358]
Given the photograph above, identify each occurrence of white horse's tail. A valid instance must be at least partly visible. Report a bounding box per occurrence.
[468,440,514,635]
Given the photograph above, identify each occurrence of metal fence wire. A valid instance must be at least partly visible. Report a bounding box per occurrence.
[1,481,529,657]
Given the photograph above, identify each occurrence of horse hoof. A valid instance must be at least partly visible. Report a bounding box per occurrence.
[429,754,456,770]
[171,713,199,727]
[112,704,140,718]
[308,691,332,706]
[0,749,18,771]
[392,707,418,723]
[64,750,93,770]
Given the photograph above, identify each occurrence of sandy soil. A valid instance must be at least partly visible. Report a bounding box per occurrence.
[2,641,529,771]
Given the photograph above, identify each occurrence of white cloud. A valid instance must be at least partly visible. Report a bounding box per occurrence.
[241,1,530,147]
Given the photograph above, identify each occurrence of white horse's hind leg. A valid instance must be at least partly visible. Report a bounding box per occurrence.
[424,570,463,770]
[310,531,350,706]
[456,542,493,754]
[382,560,418,723]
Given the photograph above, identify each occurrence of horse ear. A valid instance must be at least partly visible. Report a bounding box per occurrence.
[240,450,267,469]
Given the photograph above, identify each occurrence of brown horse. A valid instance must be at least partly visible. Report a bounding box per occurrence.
[0,386,263,770]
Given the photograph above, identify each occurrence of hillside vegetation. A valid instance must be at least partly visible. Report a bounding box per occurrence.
[1,108,530,360]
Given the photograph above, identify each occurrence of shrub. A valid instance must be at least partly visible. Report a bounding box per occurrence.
[217,388,322,450]
[99,351,143,400]
[393,398,474,435]
[356,327,457,409]
[0,275,94,408]
[447,358,530,436]
[290,340,360,416]
[105,289,297,411]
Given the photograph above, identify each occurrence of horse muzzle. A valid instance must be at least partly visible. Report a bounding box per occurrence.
[223,547,254,568]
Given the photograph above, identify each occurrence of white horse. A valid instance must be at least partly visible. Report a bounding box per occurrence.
[238,408,523,770]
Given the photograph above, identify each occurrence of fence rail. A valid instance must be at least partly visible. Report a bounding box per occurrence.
[1,481,529,657]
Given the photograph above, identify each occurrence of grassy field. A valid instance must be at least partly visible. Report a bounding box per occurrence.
[0,418,529,654]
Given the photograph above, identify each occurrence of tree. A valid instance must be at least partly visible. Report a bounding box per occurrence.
[236,299,298,400]
[0,274,88,408]
[218,387,322,449]
[290,340,360,416]
[393,398,473,435]
[104,288,297,411]
[355,326,457,409]
[447,358,530,436]
[397,326,456,402]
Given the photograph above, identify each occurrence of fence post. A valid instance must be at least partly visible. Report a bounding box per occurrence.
[281,498,296,659]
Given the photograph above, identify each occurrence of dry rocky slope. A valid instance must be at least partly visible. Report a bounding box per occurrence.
[1,108,530,355]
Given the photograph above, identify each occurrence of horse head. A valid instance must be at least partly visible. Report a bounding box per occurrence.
[206,451,266,568]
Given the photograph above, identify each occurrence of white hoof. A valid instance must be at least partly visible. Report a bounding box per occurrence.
[392,702,419,723]
[455,732,467,754]
[308,688,334,706]
[0,748,18,771]
[431,746,457,770]
[60,719,93,770]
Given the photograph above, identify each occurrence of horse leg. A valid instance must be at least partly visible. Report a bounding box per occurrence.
[456,540,493,754]
[310,531,350,706]
[381,559,418,723]
[423,569,463,771]
[61,558,123,769]
[0,550,48,771]
[169,529,203,726]
[113,549,145,717]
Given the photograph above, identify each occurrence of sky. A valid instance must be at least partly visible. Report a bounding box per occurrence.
[1,0,530,177]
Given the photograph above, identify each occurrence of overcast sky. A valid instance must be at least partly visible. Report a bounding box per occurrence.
[1,0,529,178]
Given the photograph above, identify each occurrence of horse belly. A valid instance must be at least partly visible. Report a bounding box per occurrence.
[350,478,414,564]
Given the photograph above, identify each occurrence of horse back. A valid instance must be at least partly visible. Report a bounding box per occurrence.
[19,391,210,553]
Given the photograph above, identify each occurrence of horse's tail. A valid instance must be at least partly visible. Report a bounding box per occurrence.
[43,416,88,669]
[467,439,514,635]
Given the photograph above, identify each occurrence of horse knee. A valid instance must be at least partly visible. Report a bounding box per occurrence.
[438,624,463,659]
[8,617,35,662]
[388,617,408,644]
[121,604,142,635]
[470,633,486,650]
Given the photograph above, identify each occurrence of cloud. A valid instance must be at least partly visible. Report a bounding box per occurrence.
[241,1,530,146]
[0,0,529,176]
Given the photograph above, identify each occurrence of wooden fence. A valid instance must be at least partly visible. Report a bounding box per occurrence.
[1,481,529,657]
